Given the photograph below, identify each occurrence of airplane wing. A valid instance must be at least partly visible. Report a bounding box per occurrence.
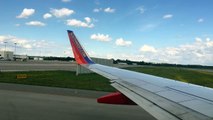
[67,30,213,120]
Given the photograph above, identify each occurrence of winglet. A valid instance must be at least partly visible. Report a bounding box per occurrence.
[67,30,94,64]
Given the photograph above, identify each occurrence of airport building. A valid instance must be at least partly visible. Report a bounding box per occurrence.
[0,51,14,60]
[33,57,44,61]
[0,51,29,61]
[14,55,29,61]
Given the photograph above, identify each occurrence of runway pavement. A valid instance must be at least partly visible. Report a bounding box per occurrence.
[0,61,76,72]
[0,83,156,120]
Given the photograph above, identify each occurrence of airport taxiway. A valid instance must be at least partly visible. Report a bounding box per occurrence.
[0,61,76,72]
[0,83,156,120]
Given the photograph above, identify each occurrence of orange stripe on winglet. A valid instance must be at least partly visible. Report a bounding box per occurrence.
[68,31,87,64]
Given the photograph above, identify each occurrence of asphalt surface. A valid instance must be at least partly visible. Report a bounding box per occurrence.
[0,83,156,120]
[0,61,77,72]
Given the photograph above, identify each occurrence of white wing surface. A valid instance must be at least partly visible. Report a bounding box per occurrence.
[67,30,213,120]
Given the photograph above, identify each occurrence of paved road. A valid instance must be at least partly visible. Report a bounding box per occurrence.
[0,83,156,120]
[0,61,76,72]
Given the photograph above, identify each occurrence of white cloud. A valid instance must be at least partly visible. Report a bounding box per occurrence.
[163,14,173,19]
[26,21,46,26]
[61,0,71,2]
[63,47,73,57]
[23,44,32,49]
[205,38,213,47]
[93,8,102,12]
[137,6,145,14]
[16,8,35,18]
[198,18,204,23]
[195,37,202,42]
[104,7,115,13]
[94,0,100,5]
[90,33,111,42]
[0,35,31,49]
[140,45,157,53]
[165,47,179,55]
[95,53,145,61]
[206,37,211,41]
[140,24,158,32]
[66,17,94,28]
[93,7,115,13]
[115,38,132,47]
[15,24,20,27]
[84,17,91,23]
[138,38,213,65]
[50,8,74,18]
[0,35,56,56]
[43,13,52,19]
[0,36,8,42]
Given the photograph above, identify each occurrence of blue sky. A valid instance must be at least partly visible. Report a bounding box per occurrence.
[0,0,213,65]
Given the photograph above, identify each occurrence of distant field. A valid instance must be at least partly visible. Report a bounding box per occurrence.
[0,66,212,91]
[125,66,213,88]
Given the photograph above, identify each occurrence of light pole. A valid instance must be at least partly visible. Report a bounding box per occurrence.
[4,42,7,51]
[14,43,17,55]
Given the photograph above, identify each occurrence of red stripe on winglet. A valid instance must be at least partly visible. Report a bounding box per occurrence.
[68,32,87,64]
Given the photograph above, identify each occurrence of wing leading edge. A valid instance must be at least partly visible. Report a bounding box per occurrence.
[67,30,213,120]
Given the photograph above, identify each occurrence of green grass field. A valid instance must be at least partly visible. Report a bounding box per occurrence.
[0,66,212,91]
[125,66,213,88]
[0,71,115,92]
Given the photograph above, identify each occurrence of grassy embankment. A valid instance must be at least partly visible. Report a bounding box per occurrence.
[0,66,212,91]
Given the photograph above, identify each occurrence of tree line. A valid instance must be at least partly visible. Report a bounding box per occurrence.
[29,56,213,69]
[113,59,213,69]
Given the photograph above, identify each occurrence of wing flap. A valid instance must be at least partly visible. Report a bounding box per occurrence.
[87,64,213,120]
[111,82,180,120]
[112,79,211,120]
